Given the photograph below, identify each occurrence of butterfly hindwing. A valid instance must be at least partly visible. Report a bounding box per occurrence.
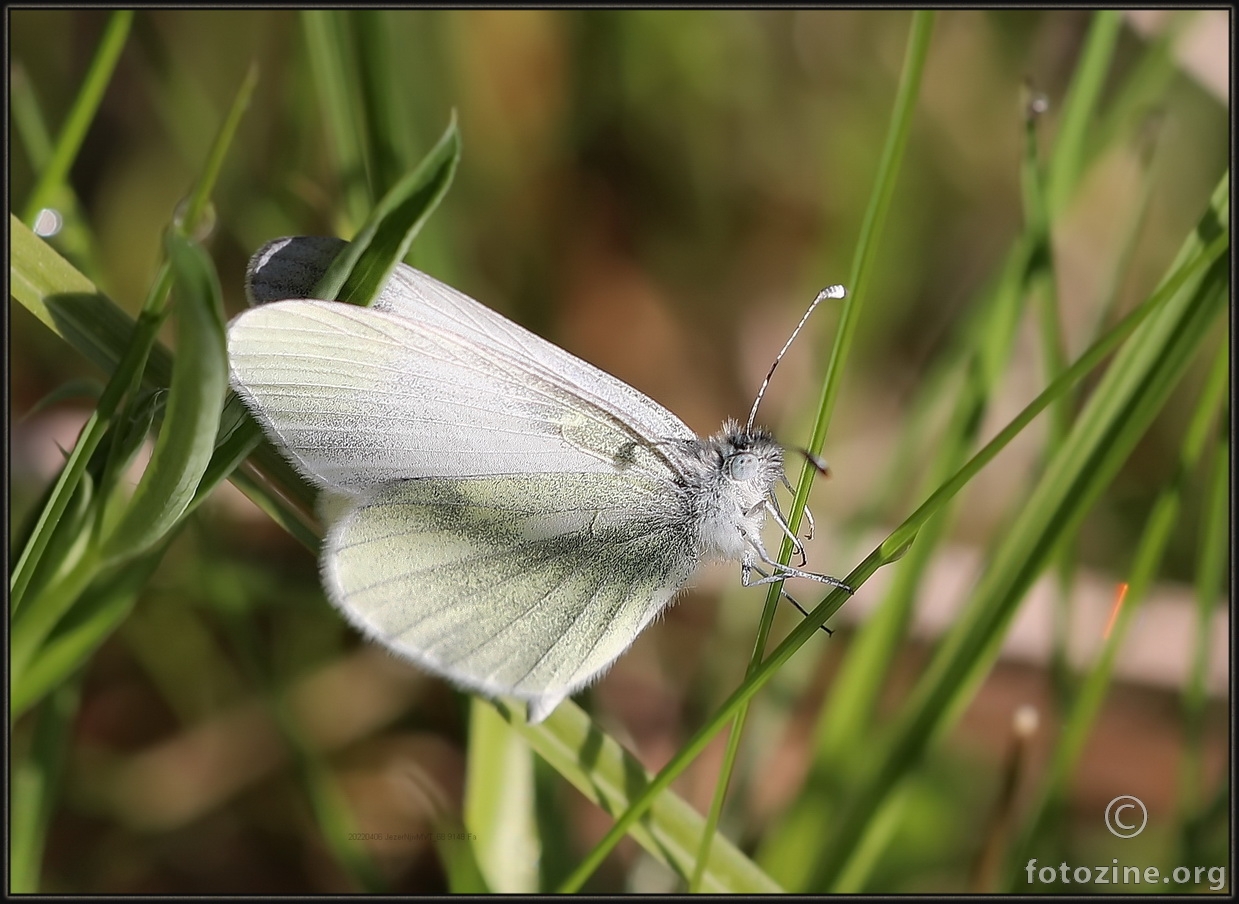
[323,474,694,719]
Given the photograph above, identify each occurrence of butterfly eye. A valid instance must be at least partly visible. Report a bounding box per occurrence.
[726,451,759,482]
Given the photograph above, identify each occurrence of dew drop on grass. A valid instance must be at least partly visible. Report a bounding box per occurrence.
[33,208,63,237]
[172,197,217,242]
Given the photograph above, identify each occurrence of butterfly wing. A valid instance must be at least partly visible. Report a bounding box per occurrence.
[229,298,698,489]
[326,474,694,721]
[243,236,693,478]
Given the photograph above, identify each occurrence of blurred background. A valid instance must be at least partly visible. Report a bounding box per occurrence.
[9,9,1229,893]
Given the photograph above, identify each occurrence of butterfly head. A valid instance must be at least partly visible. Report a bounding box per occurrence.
[677,419,785,561]
[714,419,785,491]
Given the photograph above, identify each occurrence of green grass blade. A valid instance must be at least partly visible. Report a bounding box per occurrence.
[13,471,95,616]
[1177,418,1229,830]
[12,545,166,719]
[465,700,539,892]
[687,724,739,892]
[10,265,177,682]
[10,64,54,167]
[219,462,320,552]
[19,379,105,419]
[689,11,936,891]
[1022,83,1078,711]
[9,215,173,384]
[435,830,493,894]
[832,783,910,893]
[1020,100,1068,451]
[10,63,101,272]
[352,11,414,200]
[798,9,937,480]
[10,682,81,892]
[176,61,260,238]
[100,234,227,561]
[825,230,1033,754]
[1045,10,1123,213]
[495,700,782,893]
[179,400,263,514]
[315,114,461,305]
[21,10,133,226]
[11,549,104,694]
[11,65,254,695]
[1031,14,1183,708]
[11,217,316,555]
[301,10,372,228]
[95,388,165,521]
[760,240,1032,888]
[8,242,166,617]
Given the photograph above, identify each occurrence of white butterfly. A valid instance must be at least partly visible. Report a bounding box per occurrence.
[228,236,847,723]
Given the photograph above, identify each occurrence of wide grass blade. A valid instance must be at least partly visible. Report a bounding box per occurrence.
[100,234,227,560]
[495,700,783,893]
[10,683,81,892]
[314,114,461,305]
[465,701,539,892]
[300,10,372,229]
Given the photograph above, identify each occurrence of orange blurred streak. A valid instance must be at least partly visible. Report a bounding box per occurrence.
[1103,582,1130,640]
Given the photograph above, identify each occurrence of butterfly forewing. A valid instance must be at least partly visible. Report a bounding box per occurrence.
[229,300,687,491]
[244,236,696,457]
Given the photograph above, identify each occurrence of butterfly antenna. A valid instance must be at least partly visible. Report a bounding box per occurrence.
[746,284,846,430]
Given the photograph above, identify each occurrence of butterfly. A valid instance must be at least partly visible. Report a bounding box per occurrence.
[228,236,848,722]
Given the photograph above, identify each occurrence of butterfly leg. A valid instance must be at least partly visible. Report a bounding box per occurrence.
[801,504,816,542]
[741,558,832,635]
[783,468,822,539]
[741,530,853,594]
[759,496,808,567]
[779,473,817,542]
